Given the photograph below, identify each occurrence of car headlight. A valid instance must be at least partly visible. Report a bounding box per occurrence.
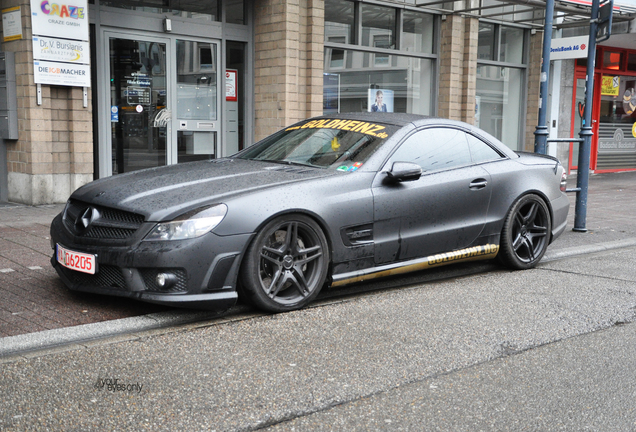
[144,204,228,241]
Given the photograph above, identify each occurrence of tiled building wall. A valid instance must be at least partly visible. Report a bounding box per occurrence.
[0,0,93,205]
[438,14,465,121]
[253,0,324,142]
[461,17,479,125]
[525,31,544,152]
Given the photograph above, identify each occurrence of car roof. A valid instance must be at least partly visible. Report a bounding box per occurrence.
[308,113,518,159]
[311,112,433,127]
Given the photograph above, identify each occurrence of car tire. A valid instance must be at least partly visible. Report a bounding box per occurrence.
[240,214,330,313]
[498,194,551,270]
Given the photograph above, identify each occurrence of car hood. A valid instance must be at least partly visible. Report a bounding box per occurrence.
[71,159,335,221]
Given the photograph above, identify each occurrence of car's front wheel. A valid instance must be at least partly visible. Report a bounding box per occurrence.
[240,214,329,312]
[499,194,551,269]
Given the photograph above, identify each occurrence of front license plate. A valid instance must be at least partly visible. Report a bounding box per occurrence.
[56,244,96,275]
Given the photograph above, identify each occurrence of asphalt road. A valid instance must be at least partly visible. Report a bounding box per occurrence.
[1,244,635,431]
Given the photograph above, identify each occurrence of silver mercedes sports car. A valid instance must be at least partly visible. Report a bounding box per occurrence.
[50,113,569,312]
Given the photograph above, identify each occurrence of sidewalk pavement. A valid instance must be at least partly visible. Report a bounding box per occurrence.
[0,171,635,339]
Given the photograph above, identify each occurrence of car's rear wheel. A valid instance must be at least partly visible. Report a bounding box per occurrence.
[240,214,329,312]
[499,194,551,270]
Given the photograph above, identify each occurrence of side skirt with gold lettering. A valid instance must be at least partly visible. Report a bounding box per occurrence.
[330,244,500,288]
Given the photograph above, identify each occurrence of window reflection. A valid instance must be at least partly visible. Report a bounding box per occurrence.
[402,11,434,54]
[324,49,433,115]
[476,66,523,149]
[361,4,396,50]
[176,40,217,121]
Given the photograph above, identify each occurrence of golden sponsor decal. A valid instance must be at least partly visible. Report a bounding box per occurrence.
[286,119,389,139]
[331,244,500,287]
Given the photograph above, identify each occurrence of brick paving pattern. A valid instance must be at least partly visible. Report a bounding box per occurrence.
[0,204,165,337]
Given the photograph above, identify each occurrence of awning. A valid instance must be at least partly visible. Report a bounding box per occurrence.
[414,0,636,29]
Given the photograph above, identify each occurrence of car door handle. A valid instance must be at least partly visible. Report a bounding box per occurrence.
[469,179,488,190]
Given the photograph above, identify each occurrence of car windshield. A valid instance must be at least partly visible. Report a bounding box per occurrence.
[237,118,395,169]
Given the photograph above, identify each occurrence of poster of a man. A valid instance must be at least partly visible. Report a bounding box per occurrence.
[368,89,394,112]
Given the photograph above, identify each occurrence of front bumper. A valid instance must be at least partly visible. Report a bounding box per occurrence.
[50,213,253,311]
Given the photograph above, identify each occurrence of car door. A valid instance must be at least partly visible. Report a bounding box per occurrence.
[372,127,493,264]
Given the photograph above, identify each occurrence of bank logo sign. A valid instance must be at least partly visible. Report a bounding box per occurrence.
[550,36,589,60]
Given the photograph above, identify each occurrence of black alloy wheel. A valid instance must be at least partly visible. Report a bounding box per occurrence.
[499,194,552,270]
[240,214,329,312]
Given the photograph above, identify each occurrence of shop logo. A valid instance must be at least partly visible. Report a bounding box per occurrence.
[40,1,86,20]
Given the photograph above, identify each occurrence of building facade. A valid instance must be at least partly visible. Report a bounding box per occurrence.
[0,0,634,204]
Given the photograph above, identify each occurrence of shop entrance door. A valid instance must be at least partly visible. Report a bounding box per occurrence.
[106,32,220,175]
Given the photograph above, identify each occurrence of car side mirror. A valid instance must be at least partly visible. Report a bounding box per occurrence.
[386,161,422,182]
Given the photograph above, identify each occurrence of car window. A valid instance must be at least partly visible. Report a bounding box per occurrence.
[390,127,471,172]
[466,133,504,163]
[237,118,397,169]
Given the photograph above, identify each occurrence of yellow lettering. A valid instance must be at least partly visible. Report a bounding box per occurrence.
[353,122,373,133]
[343,121,360,131]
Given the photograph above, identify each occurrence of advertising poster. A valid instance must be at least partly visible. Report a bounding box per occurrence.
[2,7,22,41]
[601,76,620,96]
[226,69,237,102]
[368,89,394,113]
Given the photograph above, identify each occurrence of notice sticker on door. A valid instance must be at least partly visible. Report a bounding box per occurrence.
[136,104,143,113]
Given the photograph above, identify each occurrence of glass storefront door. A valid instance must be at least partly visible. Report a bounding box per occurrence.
[106,33,220,175]
[175,40,218,163]
[109,37,168,174]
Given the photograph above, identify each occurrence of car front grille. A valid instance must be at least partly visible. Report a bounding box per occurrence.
[139,268,188,293]
[59,264,128,291]
[63,199,145,240]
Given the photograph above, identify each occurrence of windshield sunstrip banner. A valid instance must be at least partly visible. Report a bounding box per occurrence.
[287,119,389,139]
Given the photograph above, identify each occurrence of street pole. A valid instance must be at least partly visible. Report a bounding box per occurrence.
[534,0,555,155]
[574,0,601,232]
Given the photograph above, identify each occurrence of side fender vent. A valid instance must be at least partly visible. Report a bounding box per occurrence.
[341,223,374,246]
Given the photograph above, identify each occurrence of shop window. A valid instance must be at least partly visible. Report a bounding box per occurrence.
[373,34,391,66]
[476,22,526,150]
[323,3,436,117]
[402,11,434,54]
[323,49,434,115]
[325,0,355,45]
[476,66,524,150]
[478,22,495,61]
[603,51,623,71]
[499,26,524,64]
[628,53,636,72]
[361,4,396,50]
[328,47,345,69]
[225,0,245,25]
